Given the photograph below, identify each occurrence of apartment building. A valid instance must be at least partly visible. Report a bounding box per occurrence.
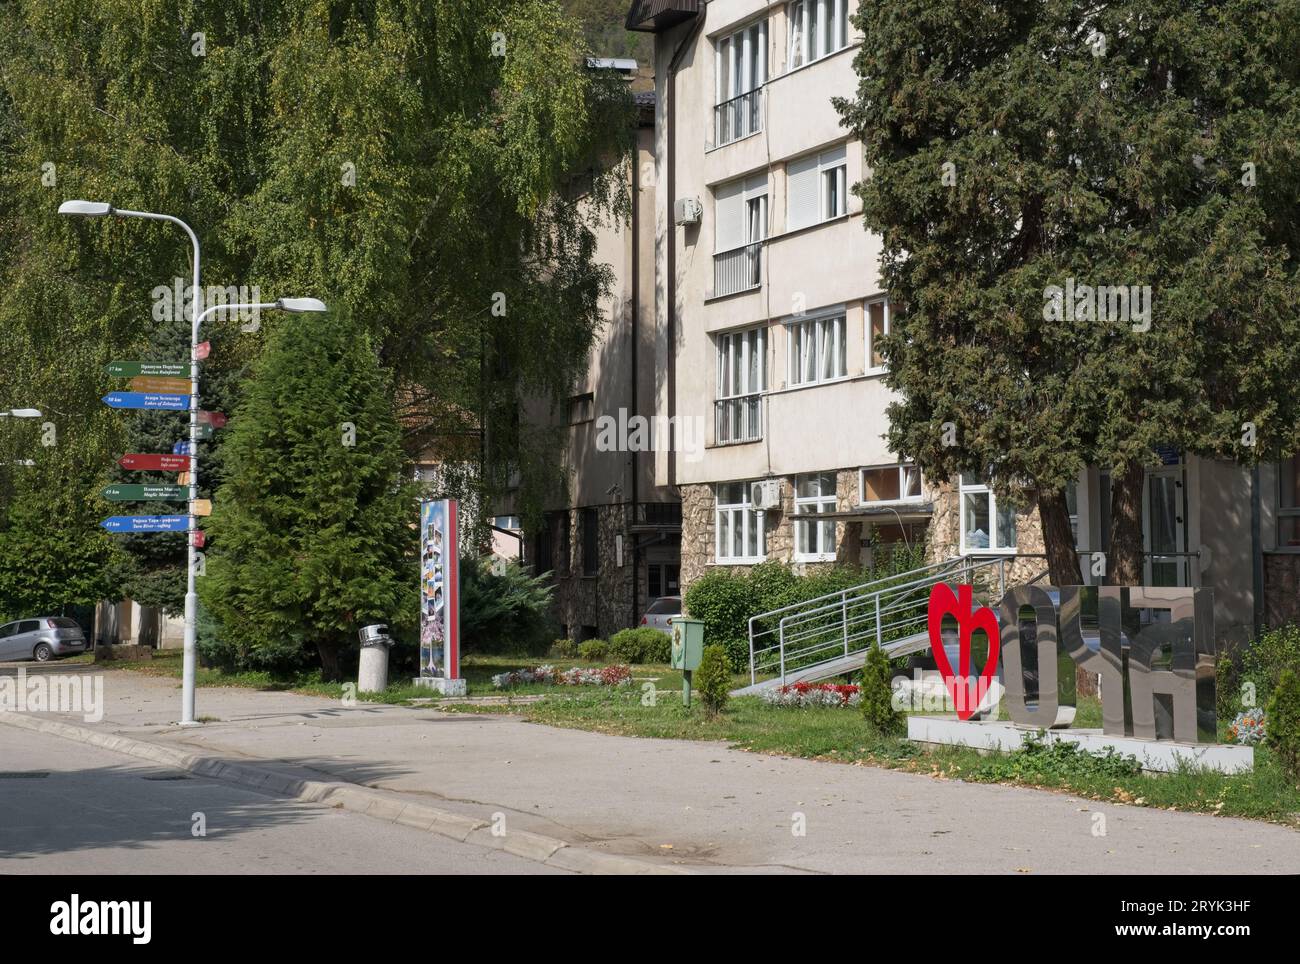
[629,0,1299,648]
[513,71,683,641]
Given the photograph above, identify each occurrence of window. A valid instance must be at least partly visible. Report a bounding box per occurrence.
[787,0,848,70]
[714,174,768,295]
[493,515,520,531]
[1280,454,1300,548]
[715,20,767,145]
[786,312,846,386]
[716,481,766,563]
[716,326,766,443]
[959,474,1018,552]
[568,392,593,424]
[860,464,922,504]
[581,507,599,576]
[786,145,847,231]
[865,297,896,372]
[795,472,838,560]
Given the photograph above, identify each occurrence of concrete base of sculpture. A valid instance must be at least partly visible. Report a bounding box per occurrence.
[907,715,1253,774]
[412,676,467,696]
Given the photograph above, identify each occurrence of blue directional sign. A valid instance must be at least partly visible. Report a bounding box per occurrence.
[173,440,195,455]
[102,392,191,411]
[100,515,189,533]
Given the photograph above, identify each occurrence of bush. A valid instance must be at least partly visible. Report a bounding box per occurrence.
[549,637,576,659]
[860,644,904,735]
[1265,669,1300,782]
[695,643,731,717]
[459,557,556,656]
[609,627,671,664]
[1244,625,1300,702]
[1216,654,1240,722]
[577,638,609,661]
[683,571,756,672]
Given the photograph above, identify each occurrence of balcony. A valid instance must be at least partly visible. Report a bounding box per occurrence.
[713,241,762,297]
[714,87,763,147]
[715,393,763,444]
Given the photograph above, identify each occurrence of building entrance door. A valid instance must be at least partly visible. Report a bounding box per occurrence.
[1144,465,1187,587]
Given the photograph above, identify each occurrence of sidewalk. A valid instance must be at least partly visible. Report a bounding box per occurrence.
[6,665,1300,873]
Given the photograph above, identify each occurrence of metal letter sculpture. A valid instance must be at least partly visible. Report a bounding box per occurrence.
[927,584,1217,743]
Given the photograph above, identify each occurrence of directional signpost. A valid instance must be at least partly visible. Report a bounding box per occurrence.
[191,499,213,517]
[102,392,190,411]
[102,483,187,501]
[100,515,189,533]
[105,361,193,378]
[118,453,189,472]
[130,376,193,394]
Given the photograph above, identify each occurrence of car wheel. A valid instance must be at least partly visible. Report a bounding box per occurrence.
[33,643,53,662]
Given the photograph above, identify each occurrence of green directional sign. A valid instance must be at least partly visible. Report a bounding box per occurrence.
[105,360,193,378]
[101,484,187,502]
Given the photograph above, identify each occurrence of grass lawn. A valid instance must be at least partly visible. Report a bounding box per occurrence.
[73,650,1300,826]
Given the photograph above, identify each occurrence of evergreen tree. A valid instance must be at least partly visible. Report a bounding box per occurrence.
[836,0,1300,584]
[198,310,416,680]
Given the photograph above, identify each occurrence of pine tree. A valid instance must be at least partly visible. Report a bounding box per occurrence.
[198,310,416,680]
[836,0,1300,585]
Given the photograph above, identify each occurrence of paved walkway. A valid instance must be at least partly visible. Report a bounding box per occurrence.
[4,663,1298,873]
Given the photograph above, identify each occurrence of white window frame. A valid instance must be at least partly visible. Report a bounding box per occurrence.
[786,145,847,232]
[794,472,838,562]
[787,0,847,71]
[716,326,767,400]
[785,310,846,387]
[716,482,767,564]
[959,475,1019,554]
[715,21,767,103]
[865,296,894,374]
[858,463,923,506]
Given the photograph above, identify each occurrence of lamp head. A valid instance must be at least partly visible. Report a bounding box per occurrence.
[58,200,114,217]
[277,297,328,313]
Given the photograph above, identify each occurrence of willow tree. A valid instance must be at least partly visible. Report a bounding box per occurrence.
[0,0,630,615]
[836,0,1300,585]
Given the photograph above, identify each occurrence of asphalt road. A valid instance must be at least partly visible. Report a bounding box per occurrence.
[0,723,567,874]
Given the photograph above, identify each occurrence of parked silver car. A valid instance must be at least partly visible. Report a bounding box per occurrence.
[639,596,682,632]
[0,617,87,662]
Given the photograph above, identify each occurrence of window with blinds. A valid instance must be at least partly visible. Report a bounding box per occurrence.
[786,144,846,231]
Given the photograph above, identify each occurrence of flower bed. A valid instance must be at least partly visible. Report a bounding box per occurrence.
[491,663,633,690]
[1229,708,1266,745]
[762,682,861,708]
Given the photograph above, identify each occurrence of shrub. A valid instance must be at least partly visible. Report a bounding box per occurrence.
[577,638,609,661]
[683,571,756,672]
[695,644,731,717]
[550,637,576,659]
[459,557,556,655]
[1216,654,1239,722]
[1243,624,1300,701]
[609,626,671,664]
[860,644,904,735]
[1265,669,1300,782]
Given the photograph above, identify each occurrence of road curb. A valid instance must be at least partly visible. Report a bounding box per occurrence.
[0,711,691,875]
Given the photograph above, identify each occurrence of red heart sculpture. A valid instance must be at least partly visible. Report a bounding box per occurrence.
[927,583,1001,720]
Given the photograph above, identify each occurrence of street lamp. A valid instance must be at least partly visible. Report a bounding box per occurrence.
[60,199,326,725]
[0,409,43,418]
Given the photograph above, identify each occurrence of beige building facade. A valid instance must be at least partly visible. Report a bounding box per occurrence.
[630,0,1295,649]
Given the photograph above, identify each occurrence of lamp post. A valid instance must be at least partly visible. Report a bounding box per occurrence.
[59,200,326,724]
[0,409,43,418]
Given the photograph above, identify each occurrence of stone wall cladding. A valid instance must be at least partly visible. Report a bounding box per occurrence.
[552,504,638,640]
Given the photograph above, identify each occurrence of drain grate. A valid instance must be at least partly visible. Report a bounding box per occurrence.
[0,771,50,779]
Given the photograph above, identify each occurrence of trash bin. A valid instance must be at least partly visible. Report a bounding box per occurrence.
[357,623,391,694]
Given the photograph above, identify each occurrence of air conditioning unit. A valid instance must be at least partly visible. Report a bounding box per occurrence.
[674,197,702,226]
[750,478,782,511]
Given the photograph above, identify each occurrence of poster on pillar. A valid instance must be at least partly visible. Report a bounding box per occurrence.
[419,499,460,681]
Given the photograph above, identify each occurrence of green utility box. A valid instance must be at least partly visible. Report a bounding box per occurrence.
[670,618,704,671]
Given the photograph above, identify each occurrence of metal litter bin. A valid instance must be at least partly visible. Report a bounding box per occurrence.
[357,623,392,694]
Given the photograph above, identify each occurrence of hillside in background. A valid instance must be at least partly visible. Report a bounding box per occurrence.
[565,0,652,62]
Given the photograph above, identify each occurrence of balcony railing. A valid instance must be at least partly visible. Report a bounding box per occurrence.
[714,87,763,146]
[713,241,762,297]
[715,393,763,444]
